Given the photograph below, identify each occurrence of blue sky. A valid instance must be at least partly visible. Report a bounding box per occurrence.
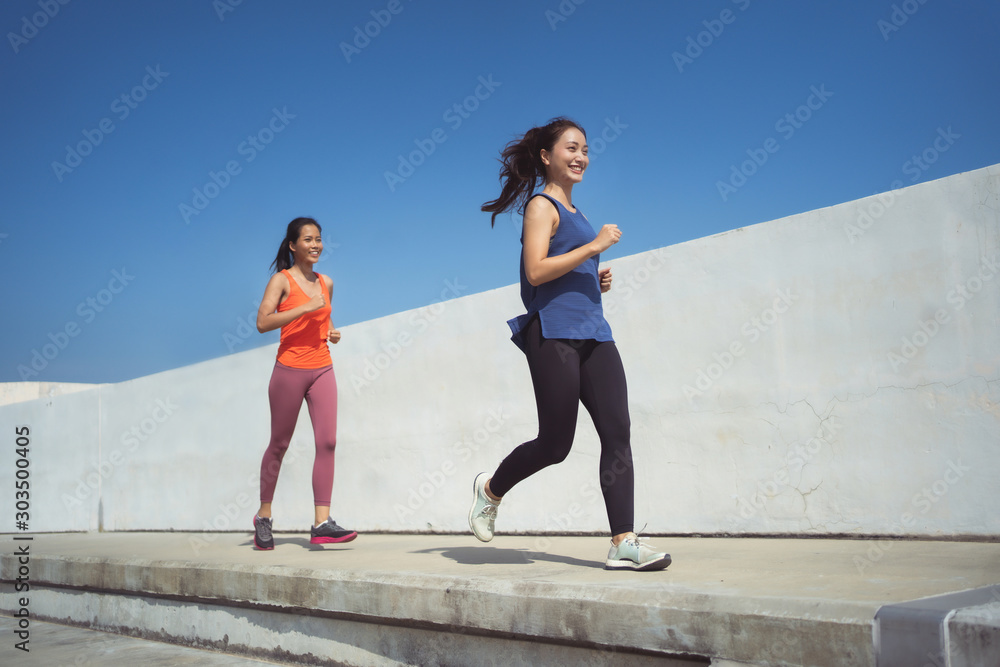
[2,0,998,384]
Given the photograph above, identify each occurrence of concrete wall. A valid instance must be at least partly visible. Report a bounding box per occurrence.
[2,165,998,539]
[0,382,97,407]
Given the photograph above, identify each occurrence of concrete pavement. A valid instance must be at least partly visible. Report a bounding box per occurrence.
[2,532,999,666]
[0,615,290,666]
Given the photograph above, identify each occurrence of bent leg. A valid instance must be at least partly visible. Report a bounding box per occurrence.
[490,318,582,497]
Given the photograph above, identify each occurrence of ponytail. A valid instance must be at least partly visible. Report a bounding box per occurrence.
[270,217,321,273]
[481,117,585,227]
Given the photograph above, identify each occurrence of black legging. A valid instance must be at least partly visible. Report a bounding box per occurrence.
[491,316,635,535]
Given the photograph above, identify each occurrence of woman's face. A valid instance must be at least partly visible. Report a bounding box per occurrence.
[542,127,589,185]
[289,224,323,265]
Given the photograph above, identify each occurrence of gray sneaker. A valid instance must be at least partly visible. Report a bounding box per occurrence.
[311,518,357,544]
[468,473,500,542]
[605,536,671,571]
[253,515,274,550]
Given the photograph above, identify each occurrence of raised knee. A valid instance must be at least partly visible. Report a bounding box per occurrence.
[543,437,574,466]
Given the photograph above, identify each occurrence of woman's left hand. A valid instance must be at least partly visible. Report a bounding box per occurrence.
[599,267,613,293]
[327,327,342,344]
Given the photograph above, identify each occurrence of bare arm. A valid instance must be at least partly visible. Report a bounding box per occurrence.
[522,196,622,287]
[324,274,341,344]
[255,273,325,333]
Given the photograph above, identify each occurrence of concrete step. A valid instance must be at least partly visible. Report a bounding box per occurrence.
[2,533,999,666]
[0,615,292,666]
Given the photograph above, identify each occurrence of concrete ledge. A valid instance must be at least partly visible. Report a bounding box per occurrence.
[874,585,1000,667]
[3,534,999,666]
[3,589,695,667]
[950,602,1000,667]
[0,381,99,407]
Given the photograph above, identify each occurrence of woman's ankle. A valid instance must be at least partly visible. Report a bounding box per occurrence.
[484,479,502,502]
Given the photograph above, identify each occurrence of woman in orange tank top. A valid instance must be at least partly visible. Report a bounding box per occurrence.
[251,217,357,550]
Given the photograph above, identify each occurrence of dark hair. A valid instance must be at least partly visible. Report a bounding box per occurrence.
[481,117,586,227]
[270,217,321,273]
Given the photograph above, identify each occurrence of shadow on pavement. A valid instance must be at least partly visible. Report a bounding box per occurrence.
[411,545,604,569]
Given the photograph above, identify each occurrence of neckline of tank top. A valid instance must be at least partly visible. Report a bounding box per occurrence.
[536,192,579,215]
[284,269,325,300]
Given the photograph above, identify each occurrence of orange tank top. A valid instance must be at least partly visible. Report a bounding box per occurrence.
[276,269,332,369]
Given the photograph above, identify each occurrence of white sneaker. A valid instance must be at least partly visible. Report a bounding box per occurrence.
[605,536,671,571]
[468,473,500,542]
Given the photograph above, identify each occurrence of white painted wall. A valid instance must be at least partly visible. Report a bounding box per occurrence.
[2,165,998,541]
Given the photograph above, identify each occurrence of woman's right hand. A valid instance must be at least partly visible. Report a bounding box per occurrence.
[592,224,622,253]
[303,292,325,313]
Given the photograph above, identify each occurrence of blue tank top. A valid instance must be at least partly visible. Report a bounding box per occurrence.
[507,193,614,351]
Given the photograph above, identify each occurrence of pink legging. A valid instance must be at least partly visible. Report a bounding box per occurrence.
[259,362,338,505]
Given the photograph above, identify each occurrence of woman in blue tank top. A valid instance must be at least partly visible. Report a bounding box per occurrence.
[468,117,670,571]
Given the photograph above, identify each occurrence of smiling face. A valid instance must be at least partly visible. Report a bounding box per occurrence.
[289,224,323,265]
[541,127,589,185]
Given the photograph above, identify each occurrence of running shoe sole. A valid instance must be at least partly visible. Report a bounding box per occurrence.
[605,553,671,571]
[310,532,358,545]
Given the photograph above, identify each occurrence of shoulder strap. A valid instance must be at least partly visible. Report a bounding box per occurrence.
[529,192,561,215]
[281,269,300,295]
